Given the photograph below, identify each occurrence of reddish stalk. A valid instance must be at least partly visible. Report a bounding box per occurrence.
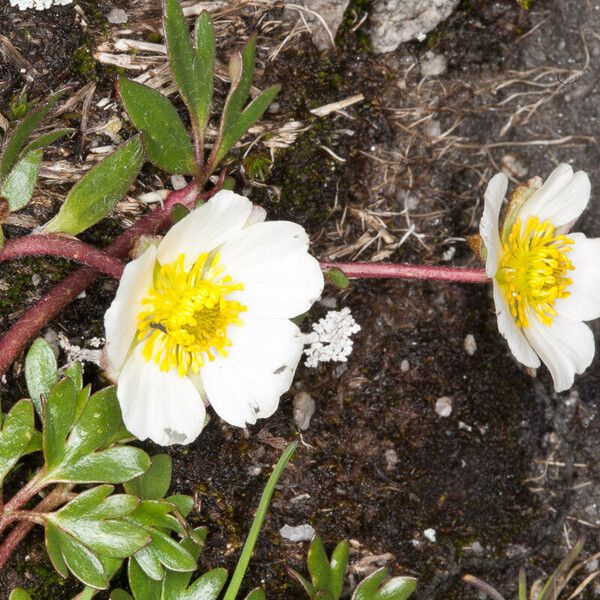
[321,262,489,283]
[0,235,125,279]
[0,181,200,378]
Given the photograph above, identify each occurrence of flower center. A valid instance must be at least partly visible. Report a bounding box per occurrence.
[136,253,246,377]
[497,217,574,328]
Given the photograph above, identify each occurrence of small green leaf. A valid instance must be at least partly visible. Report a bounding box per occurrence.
[118,79,196,174]
[215,85,280,165]
[134,545,165,581]
[59,531,109,589]
[46,522,69,578]
[128,554,163,600]
[124,454,172,500]
[22,128,74,155]
[352,569,416,600]
[307,537,331,592]
[167,494,195,518]
[44,136,144,235]
[0,93,60,182]
[111,591,134,600]
[171,203,190,224]
[163,1,214,132]
[180,567,228,599]
[0,399,35,486]
[325,268,350,290]
[43,378,78,469]
[330,542,349,599]
[145,529,196,572]
[128,500,184,535]
[245,589,266,600]
[64,362,84,391]
[1,149,42,211]
[25,337,58,419]
[9,589,33,600]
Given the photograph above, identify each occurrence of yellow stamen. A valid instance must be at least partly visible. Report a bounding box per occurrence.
[136,253,246,377]
[497,217,574,328]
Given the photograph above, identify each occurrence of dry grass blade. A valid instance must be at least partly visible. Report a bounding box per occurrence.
[463,575,506,600]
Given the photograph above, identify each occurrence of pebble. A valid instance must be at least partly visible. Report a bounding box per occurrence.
[171,175,187,190]
[435,396,453,417]
[31,274,41,286]
[107,8,128,24]
[384,449,399,467]
[400,359,410,373]
[279,523,315,542]
[424,528,437,542]
[293,392,315,431]
[421,52,448,77]
[464,334,477,356]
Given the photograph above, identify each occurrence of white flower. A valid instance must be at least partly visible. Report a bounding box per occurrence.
[9,0,71,10]
[303,307,361,368]
[480,164,600,392]
[104,191,324,445]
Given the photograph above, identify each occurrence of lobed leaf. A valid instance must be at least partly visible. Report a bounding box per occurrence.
[25,337,58,419]
[118,79,196,175]
[1,149,42,212]
[44,136,144,235]
[0,399,35,487]
[124,454,172,500]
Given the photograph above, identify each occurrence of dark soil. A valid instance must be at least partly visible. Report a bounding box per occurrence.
[1,0,600,599]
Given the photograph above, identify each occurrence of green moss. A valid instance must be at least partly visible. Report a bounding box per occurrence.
[73,45,98,81]
[243,153,272,182]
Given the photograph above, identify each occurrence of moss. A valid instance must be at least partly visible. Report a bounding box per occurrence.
[72,45,98,81]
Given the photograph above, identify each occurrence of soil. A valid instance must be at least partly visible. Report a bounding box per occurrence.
[1,0,600,599]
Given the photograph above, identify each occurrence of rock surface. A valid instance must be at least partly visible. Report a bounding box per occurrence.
[283,0,350,51]
[370,0,460,53]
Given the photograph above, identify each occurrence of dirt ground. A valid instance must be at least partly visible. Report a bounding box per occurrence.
[2,0,600,598]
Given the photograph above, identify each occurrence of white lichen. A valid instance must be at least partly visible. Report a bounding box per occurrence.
[303,307,361,368]
[9,0,71,10]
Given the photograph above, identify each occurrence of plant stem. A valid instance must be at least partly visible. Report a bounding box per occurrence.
[0,471,45,532]
[222,442,297,600]
[0,485,66,570]
[0,180,201,379]
[321,262,489,283]
[0,235,125,279]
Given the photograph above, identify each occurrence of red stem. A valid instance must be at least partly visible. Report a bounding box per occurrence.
[0,235,125,279]
[0,181,200,378]
[321,262,489,283]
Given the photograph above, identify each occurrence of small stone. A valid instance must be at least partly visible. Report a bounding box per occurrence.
[31,274,41,286]
[107,8,128,24]
[442,246,456,261]
[421,52,447,77]
[293,392,316,431]
[279,523,315,542]
[424,119,441,138]
[424,528,436,542]
[400,359,410,372]
[171,175,187,190]
[435,396,452,417]
[464,334,477,356]
[384,449,399,468]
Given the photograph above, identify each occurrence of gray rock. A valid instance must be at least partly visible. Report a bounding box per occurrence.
[284,0,351,51]
[370,0,460,54]
[420,52,448,77]
[107,8,128,24]
[293,392,316,431]
[279,523,316,542]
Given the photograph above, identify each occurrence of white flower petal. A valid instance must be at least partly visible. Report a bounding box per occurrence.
[118,344,206,445]
[518,164,590,227]
[492,281,540,369]
[201,314,303,427]
[523,312,595,392]
[217,221,324,319]
[480,173,507,276]
[157,190,252,268]
[104,245,156,374]
[554,233,600,321]
[528,171,590,228]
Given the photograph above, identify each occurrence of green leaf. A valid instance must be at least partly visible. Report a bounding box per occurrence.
[330,542,349,599]
[9,589,32,600]
[64,362,84,390]
[145,529,196,572]
[1,149,42,211]
[167,494,195,518]
[111,591,134,600]
[47,485,148,560]
[129,554,163,600]
[134,545,165,581]
[44,386,150,484]
[352,569,416,600]
[124,454,172,500]
[171,203,190,224]
[325,268,350,290]
[214,85,280,165]
[222,443,297,600]
[0,400,35,486]
[0,93,60,182]
[46,522,69,578]
[25,337,58,419]
[245,589,266,600]
[307,537,331,592]
[163,1,214,132]
[59,531,109,589]
[22,128,74,154]
[118,79,196,174]
[179,567,227,600]
[44,136,144,235]
[43,378,78,469]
